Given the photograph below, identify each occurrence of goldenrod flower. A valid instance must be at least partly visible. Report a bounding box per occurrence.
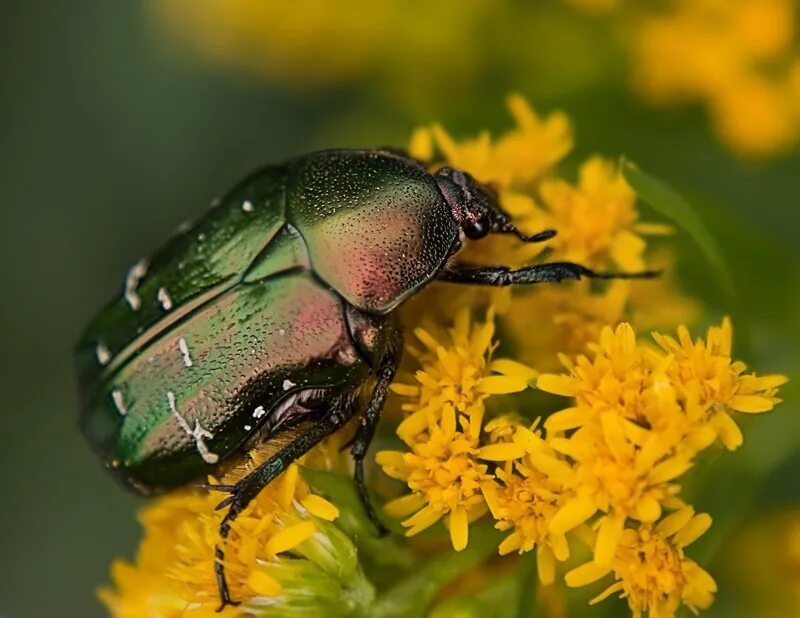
[482,446,573,585]
[100,445,372,617]
[631,0,800,157]
[654,319,786,410]
[534,157,672,271]
[411,94,572,190]
[378,308,536,550]
[391,307,536,442]
[538,322,652,430]
[377,404,493,551]
[566,507,716,618]
[539,320,787,451]
[535,320,785,570]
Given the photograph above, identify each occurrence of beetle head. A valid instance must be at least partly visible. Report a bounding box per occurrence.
[434,167,510,240]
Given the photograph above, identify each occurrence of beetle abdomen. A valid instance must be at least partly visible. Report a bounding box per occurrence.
[287,150,459,314]
[81,272,371,491]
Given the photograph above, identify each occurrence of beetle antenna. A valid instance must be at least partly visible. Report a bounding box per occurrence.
[498,224,558,244]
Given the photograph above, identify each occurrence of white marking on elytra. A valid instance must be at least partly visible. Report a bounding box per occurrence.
[178,337,193,367]
[278,328,286,336]
[157,287,173,311]
[282,379,296,391]
[244,424,252,431]
[167,391,219,464]
[242,200,254,213]
[253,405,267,419]
[111,389,127,415]
[96,342,111,366]
[124,259,148,310]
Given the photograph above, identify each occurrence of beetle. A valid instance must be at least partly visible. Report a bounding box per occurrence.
[77,149,654,608]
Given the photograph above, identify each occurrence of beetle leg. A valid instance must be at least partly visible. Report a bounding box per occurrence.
[437,261,659,286]
[351,355,397,535]
[212,411,350,611]
[195,482,237,493]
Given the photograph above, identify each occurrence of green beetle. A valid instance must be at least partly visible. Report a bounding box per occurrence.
[77,149,653,607]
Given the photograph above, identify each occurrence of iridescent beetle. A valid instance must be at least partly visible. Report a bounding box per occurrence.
[76,149,654,607]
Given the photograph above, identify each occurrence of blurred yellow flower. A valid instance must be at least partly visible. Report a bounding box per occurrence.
[632,0,800,158]
[149,0,494,111]
[412,94,573,190]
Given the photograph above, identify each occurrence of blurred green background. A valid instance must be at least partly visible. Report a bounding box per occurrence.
[1,2,798,616]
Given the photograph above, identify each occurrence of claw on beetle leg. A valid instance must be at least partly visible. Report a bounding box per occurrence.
[215,495,237,511]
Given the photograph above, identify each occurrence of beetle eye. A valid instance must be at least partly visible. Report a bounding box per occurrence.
[464,216,490,240]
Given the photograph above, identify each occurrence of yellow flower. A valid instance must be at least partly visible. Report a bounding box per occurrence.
[539,320,787,451]
[652,318,788,449]
[538,322,651,429]
[535,319,786,565]
[545,417,689,563]
[378,307,536,550]
[391,307,536,443]
[150,0,492,91]
[566,507,716,618]
[377,404,494,551]
[504,281,629,370]
[483,452,573,585]
[631,0,800,157]
[100,441,363,616]
[532,157,672,271]
[412,94,572,190]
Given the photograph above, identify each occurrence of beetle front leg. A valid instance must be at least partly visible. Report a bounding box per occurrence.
[437,261,659,286]
[351,355,397,535]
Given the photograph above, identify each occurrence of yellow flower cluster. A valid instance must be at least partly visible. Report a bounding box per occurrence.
[409,95,694,366]
[100,438,362,617]
[376,95,786,617]
[149,0,494,98]
[377,308,537,551]
[378,313,785,617]
[537,321,785,615]
[631,0,800,158]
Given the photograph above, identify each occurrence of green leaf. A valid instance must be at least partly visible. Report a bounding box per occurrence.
[372,525,503,618]
[301,467,414,569]
[429,572,522,618]
[621,159,734,301]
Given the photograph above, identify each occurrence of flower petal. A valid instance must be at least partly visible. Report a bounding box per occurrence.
[300,494,339,521]
[594,514,624,567]
[265,521,316,556]
[550,495,597,535]
[246,569,282,597]
[565,561,611,587]
[449,508,469,551]
[537,374,579,397]
[477,442,527,461]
